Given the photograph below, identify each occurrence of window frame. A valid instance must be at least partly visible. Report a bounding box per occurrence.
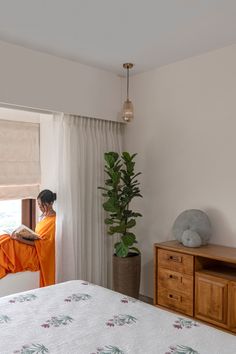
[22,199,36,230]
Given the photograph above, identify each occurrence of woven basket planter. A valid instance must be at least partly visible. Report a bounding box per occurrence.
[113,253,141,299]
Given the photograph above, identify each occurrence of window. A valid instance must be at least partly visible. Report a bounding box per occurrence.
[0,199,36,233]
[0,200,21,233]
[22,199,36,230]
[0,115,39,234]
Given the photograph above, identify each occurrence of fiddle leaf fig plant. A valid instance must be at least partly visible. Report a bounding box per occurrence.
[99,151,142,257]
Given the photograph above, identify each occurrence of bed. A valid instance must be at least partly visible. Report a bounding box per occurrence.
[0,280,235,354]
[0,271,39,297]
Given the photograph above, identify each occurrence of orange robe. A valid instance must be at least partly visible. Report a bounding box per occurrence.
[0,215,56,287]
[35,215,56,287]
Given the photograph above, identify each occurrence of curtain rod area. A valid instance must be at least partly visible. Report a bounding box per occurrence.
[0,101,125,125]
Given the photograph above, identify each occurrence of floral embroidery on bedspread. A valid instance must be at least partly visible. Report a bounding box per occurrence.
[0,314,11,324]
[173,318,199,330]
[13,343,49,354]
[165,345,199,354]
[106,314,137,327]
[90,345,125,354]
[9,294,37,304]
[64,293,91,302]
[120,296,137,304]
[41,315,74,328]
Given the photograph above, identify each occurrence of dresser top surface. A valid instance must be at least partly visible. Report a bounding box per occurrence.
[154,240,236,263]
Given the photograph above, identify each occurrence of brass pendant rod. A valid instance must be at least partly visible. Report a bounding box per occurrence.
[127,66,129,100]
[123,63,134,101]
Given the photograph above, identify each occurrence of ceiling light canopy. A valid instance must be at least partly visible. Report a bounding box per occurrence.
[122,63,134,123]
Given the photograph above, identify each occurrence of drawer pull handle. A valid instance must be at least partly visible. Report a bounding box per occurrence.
[168,293,182,302]
[167,255,182,263]
[168,274,180,281]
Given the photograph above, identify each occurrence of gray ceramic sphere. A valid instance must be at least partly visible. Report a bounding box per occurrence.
[172,209,211,247]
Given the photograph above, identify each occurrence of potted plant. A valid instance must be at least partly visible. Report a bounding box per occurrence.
[99,151,142,298]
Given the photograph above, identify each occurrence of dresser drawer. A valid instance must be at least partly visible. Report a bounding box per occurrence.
[158,288,193,316]
[158,249,193,275]
[158,267,193,295]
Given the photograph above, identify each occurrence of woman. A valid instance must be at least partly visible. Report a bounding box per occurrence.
[0,189,56,287]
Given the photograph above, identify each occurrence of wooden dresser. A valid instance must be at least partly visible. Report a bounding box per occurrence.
[154,240,236,333]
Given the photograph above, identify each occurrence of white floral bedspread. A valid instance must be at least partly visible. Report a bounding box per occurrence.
[0,280,235,354]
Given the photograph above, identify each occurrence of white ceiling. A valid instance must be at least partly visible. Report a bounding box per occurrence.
[0,0,236,75]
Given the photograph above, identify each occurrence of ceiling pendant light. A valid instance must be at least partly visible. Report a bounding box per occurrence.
[122,63,134,122]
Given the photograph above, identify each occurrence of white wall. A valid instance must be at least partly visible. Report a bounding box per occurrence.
[0,40,121,121]
[125,44,236,297]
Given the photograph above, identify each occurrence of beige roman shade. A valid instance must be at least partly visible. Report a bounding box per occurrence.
[0,120,40,200]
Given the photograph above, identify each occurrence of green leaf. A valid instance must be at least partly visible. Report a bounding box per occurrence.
[109,224,126,234]
[130,153,138,160]
[126,219,136,228]
[131,172,142,180]
[122,151,131,162]
[103,198,119,213]
[98,187,109,191]
[105,218,113,225]
[104,152,119,167]
[104,178,113,185]
[123,210,132,217]
[130,183,140,189]
[115,242,129,257]
[122,233,136,246]
[133,193,143,198]
[110,170,121,184]
[110,213,119,217]
[131,212,142,218]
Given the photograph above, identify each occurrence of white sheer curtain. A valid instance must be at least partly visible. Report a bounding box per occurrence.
[54,114,123,288]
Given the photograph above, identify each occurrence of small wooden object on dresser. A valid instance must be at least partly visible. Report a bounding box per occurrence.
[154,240,236,333]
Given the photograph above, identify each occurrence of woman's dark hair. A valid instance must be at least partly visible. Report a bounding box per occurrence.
[37,189,56,205]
